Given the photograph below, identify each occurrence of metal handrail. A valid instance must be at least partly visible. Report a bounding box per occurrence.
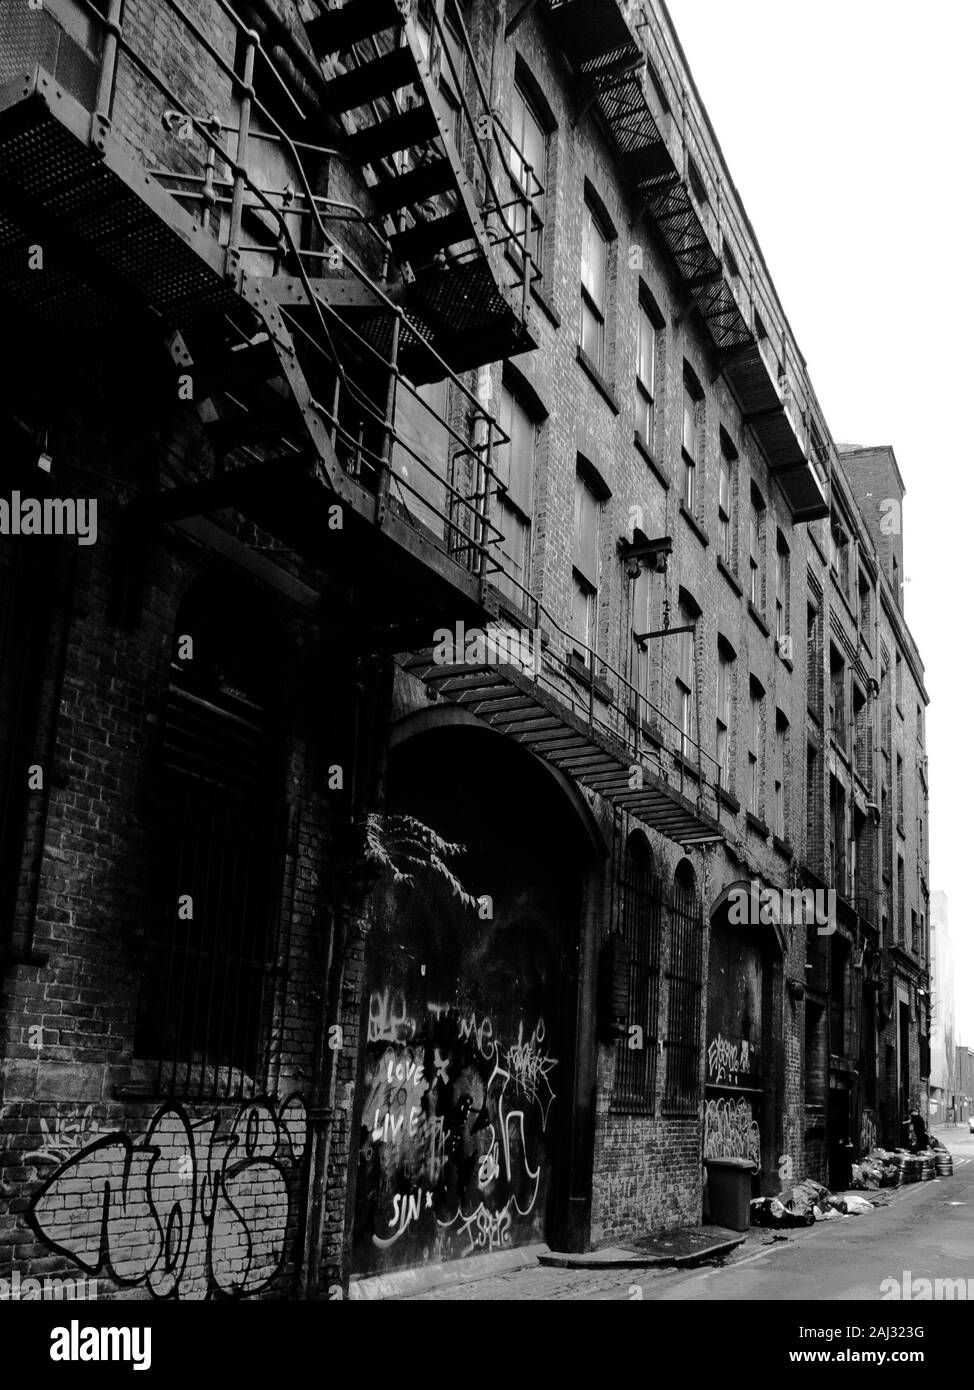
[420,0,542,295]
[74,0,720,796]
[74,0,510,560]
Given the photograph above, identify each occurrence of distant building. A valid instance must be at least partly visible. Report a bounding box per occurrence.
[929,892,954,1121]
[955,1046,974,1123]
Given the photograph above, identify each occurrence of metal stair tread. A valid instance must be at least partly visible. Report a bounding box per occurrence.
[323,44,420,113]
[306,0,403,56]
[346,105,440,163]
[369,157,454,216]
[388,209,473,266]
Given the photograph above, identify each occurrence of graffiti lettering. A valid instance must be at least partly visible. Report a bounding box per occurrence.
[704,1096,761,1168]
[367,989,415,1044]
[357,1003,557,1272]
[456,1011,495,1058]
[28,1095,305,1299]
[707,1032,752,1087]
[24,1105,100,1168]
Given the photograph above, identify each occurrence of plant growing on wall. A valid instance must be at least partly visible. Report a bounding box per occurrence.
[363,812,478,911]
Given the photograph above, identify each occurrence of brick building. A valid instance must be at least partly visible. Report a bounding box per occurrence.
[0,0,930,1299]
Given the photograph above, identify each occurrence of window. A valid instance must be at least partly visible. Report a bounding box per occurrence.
[896,854,905,941]
[858,571,871,636]
[830,647,846,748]
[580,202,608,371]
[716,638,734,783]
[749,485,765,610]
[635,292,660,450]
[687,154,708,207]
[775,532,790,644]
[613,834,663,1110]
[682,365,702,513]
[631,566,651,713]
[774,713,788,839]
[664,862,703,1114]
[135,576,284,1100]
[917,704,924,746]
[755,312,776,375]
[492,381,537,604]
[896,753,904,828]
[509,80,547,272]
[718,431,736,569]
[417,0,466,143]
[830,516,851,598]
[807,601,822,721]
[572,469,602,661]
[675,604,696,756]
[806,741,821,874]
[895,651,903,710]
[830,774,847,895]
[748,677,763,816]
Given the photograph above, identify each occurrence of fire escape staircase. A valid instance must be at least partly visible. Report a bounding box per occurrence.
[0,1,536,641]
[544,0,827,521]
[306,0,536,377]
[399,650,725,848]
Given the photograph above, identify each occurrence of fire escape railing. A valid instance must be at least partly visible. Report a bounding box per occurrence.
[4,0,720,830]
[402,552,726,831]
[50,0,517,586]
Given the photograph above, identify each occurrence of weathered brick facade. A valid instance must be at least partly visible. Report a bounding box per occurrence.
[0,0,930,1299]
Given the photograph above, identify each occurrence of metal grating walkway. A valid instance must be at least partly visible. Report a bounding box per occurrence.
[0,72,237,332]
[401,654,725,848]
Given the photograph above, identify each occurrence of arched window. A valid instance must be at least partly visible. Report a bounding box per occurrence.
[134,573,285,1099]
[664,860,704,1113]
[613,833,663,1111]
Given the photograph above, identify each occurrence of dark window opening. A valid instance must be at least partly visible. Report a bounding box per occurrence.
[134,576,285,1100]
[663,862,703,1114]
[613,834,663,1111]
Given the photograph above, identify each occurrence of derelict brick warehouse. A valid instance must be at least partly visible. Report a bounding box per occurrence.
[0,0,930,1299]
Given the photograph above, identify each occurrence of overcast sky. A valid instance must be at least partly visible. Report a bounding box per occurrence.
[664,0,974,1046]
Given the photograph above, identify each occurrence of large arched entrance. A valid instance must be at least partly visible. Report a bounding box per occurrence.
[350,716,600,1275]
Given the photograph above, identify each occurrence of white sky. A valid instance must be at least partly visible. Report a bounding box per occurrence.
[664,0,974,1044]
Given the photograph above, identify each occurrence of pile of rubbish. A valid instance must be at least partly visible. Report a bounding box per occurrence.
[852,1141,954,1188]
[750,1177,874,1228]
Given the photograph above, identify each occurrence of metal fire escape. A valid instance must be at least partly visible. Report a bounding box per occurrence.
[0,0,538,642]
[0,0,724,849]
[542,0,829,522]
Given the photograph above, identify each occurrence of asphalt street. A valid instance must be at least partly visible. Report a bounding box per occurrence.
[407,1126,974,1300]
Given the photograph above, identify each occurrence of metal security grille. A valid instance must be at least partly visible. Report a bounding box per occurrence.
[613,837,662,1112]
[134,677,284,1101]
[663,865,703,1114]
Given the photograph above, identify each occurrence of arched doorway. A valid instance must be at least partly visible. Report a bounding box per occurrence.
[705,884,784,1189]
[351,718,599,1275]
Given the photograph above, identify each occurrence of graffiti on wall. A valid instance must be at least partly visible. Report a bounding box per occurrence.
[703,1096,761,1168]
[27,1094,306,1299]
[706,1033,753,1088]
[355,994,557,1272]
[859,1110,877,1157]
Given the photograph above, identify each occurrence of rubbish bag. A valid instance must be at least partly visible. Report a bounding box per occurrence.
[843,1194,874,1215]
[750,1197,814,1229]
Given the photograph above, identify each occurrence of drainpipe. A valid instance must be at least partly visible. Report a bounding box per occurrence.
[300,654,392,1298]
